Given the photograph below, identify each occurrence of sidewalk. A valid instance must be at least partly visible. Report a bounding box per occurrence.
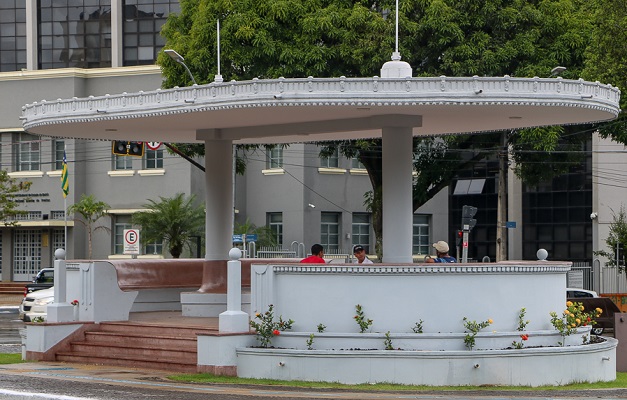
[0,294,23,307]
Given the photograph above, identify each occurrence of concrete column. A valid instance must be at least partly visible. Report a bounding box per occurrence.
[204,139,233,260]
[382,126,413,263]
[110,0,123,67]
[25,0,37,69]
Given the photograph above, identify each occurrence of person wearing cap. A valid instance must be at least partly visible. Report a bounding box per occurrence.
[352,245,373,264]
[300,243,326,263]
[426,241,457,263]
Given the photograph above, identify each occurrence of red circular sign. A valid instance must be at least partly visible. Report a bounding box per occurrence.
[125,230,138,245]
[146,142,162,150]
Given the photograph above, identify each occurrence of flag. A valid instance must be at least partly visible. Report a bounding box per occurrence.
[61,150,69,198]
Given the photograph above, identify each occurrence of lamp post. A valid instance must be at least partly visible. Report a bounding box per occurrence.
[164,49,198,85]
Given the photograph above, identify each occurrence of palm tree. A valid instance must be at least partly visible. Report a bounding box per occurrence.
[132,193,205,258]
[67,194,110,259]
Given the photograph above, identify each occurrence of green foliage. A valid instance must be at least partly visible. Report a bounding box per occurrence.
[67,194,111,259]
[516,308,530,332]
[354,304,373,333]
[462,317,493,350]
[234,218,278,248]
[317,323,326,333]
[250,304,294,348]
[132,193,205,258]
[0,170,31,225]
[0,354,25,364]
[594,207,627,271]
[306,333,315,350]
[412,319,424,334]
[550,301,602,346]
[384,331,394,350]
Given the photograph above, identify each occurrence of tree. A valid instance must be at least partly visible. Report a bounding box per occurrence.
[0,170,31,225]
[594,207,627,272]
[132,193,205,258]
[234,218,279,250]
[160,0,604,259]
[67,194,110,259]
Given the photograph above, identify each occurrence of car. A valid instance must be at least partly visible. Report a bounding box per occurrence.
[24,267,54,296]
[19,287,54,322]
[566,288,619,335]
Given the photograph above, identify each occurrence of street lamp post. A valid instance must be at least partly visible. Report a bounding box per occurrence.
[164,49,198,85]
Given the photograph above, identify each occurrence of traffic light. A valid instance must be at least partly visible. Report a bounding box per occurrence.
[456,230,463,247]
[461,205,477,231]
[111,141,144,157]
[112,141,128,155]
[127,141,144,157]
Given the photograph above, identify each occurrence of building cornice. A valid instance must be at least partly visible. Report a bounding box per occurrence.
[1,65,161,82]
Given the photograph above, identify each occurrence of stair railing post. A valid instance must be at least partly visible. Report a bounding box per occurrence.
[218,248,250,332]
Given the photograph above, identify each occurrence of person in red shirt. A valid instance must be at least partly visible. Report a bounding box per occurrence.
[300,244,326,263]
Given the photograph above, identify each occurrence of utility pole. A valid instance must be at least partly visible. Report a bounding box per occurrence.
[496,131,508,262]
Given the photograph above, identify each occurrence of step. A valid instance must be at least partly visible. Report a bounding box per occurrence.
[66,342,196,363]
[55,353,198,373]
[84,331,197,351]
[99,322,217,338]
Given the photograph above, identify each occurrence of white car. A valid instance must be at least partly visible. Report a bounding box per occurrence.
[19,287,54,322]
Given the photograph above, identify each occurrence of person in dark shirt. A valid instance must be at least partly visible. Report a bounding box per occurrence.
[426,241,457,263]
[300,244,326,263]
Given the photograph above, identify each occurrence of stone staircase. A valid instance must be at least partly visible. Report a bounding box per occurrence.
[0,282,28,295]
[55,321,218,372]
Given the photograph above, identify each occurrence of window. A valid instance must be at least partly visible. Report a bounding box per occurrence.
[321,148,339,168]
[144,148,163,169]
[266,147,283,169]
[52,229,65,253]
[412,215,430,255]
[122,0,180,66]
[113,216,132,255]
[51,210,66,220]
[351,157,365,169]
[321,212,340,252]
[113,154,132,170]
[267,212,283,246]
[0,1,26,72]
[352,213,370,253]
[145,241,163,255]
[15,133,40,171]
[38,0,112,69]
[54,140,65,170]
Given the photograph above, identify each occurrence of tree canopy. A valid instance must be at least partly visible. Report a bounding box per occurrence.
[0,170,31,225]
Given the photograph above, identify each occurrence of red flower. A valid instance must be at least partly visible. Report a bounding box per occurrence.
[587,317,591,322]
[520,334,529,341]
[273,329,280,336]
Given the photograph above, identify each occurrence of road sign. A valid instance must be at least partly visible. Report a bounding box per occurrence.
[123,229,140,255]
[246,234,258,242]
[146,142,162,151]
[232,234,243,243]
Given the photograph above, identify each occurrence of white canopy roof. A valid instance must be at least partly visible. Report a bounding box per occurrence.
[22,75,620,144]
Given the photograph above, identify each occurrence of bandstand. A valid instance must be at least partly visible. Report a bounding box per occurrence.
[21,55,621,385]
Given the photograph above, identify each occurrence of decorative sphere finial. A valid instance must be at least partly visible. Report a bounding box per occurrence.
[54,248,66,260]
[536,249,548,261]
[229,247,242,260]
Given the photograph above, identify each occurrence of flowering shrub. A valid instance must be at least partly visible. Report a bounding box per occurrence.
[354,304,373,333]
[512,333,529,349]
[249,304,294,348]
[71,300,79,306]
[317,323,326,333]
[550,301,603,346]
[463,317,493,350]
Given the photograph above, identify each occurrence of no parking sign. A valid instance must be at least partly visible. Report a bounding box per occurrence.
[123,229,140,255]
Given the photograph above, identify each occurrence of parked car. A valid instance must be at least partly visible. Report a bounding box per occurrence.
[24,267,54,296]
[19,287,54,322]
[566,288,619,335]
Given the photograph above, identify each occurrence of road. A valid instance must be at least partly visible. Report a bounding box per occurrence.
[0,306,23,352]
